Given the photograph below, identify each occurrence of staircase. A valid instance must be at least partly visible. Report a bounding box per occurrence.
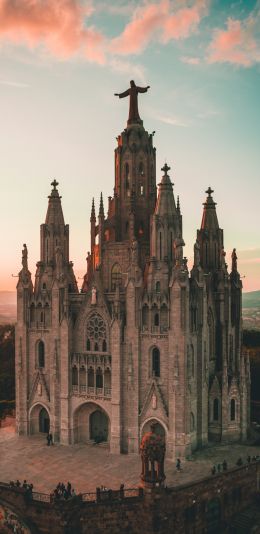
[230,505,260,533]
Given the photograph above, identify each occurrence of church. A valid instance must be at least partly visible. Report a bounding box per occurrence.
[15,81,250,458]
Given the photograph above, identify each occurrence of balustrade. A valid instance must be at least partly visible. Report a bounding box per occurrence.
[71,385,111,399]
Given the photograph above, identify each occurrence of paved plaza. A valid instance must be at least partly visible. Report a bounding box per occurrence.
[0,426,260,495]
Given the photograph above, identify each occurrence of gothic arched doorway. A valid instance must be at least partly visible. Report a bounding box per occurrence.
[29,403,50,435]
[39,407,50,433]
[73,402,110,445]
[90,410,108,443]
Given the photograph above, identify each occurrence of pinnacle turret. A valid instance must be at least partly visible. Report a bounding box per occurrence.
[196,187,223,272]
[91,198,96,221]
[155,163,176,217]
[99,193,104,218]
[200,187,219,231]
[45,179,65,227]
[40,180,69,266]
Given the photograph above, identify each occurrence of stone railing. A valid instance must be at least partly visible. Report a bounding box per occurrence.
[71,385,111,399]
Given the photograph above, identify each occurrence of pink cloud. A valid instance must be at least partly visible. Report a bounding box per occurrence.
[110,0,208,56]
[163,1,208,42]
[208,14,260,67]
[181,56,200,64]
[0,0,105,63]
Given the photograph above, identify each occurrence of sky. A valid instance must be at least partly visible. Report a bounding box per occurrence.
[0,0,259,293]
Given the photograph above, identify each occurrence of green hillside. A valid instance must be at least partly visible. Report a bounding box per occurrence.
[243,290,260,308]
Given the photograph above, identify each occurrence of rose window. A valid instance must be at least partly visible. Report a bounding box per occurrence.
[86,314,107,351]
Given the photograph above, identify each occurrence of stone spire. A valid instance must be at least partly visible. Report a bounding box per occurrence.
[99,192,104,218]
[91,197,96,221]
[177,195,181,213]
[196,187,223,272]
[45,179,65,227]
[40,180,69,265]
[200,187,219,231]
[155,163,177,217]
[90,198,96,251]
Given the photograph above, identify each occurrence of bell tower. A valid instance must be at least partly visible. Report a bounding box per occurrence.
[113,81,156,253]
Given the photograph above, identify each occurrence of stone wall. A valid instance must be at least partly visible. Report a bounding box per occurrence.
[0,462,259,534]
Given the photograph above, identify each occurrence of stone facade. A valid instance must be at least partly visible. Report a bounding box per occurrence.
[15,90,250,459]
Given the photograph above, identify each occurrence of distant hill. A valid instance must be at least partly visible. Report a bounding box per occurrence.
[0,292,16,324]
[242,290,260,309]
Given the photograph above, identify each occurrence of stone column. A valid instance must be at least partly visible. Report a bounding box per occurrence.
[110,318,121,453]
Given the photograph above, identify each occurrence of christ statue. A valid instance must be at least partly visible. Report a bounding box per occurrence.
[114,80,150,124]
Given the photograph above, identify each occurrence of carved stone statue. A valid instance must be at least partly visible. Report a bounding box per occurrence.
[114,80,150,124]
[174,237,184,264]
[22,243,28,270]
[232,248,237,272]
[131,239,138,265]
[194,239,200,267]
[152,393,157,410]
[91,286,97,305]
[220,247,226,269]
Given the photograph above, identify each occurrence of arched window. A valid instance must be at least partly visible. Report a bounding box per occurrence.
[79,366,86,387]
[230,399,236,421]
[190,412,195,432]
[44,303,50,326]
[111,263,122,291]
[213,399,219,421]
[96,368,103,389]
[155,281,160,292]
[104,369,111,393]
[208,310,215,362]
[42,282,46,290]
[86,313,107,351]
[170,231,173,260]
[159,232,162,260]
[72,366,78,385]
[38,341,45,368]
[152,347,160,377]
[190,345,195,377]
[160,304,168,330]
[125,163,130,193]
[37,303,42,324]
[88,367,94,387]
[142,305,149,328]
[30,304,35,324]
[102,339,107,352]
[154,313,159,327]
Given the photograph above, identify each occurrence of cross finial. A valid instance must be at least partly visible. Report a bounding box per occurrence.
[161,163,171,176]
[51,179,59,190]
[206,186,214,197]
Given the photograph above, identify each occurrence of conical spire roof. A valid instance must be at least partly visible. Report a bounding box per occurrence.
[99,192,104,218]
[200,187,219,230]
[45,180,65,226]
[91,197,96,221]
[155,163,177,217]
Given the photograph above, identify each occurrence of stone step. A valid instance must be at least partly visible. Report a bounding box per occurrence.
[86,440,109,448]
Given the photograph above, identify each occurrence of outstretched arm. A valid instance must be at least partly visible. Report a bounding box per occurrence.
[137,85,150,93]
[114,89,130,98]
